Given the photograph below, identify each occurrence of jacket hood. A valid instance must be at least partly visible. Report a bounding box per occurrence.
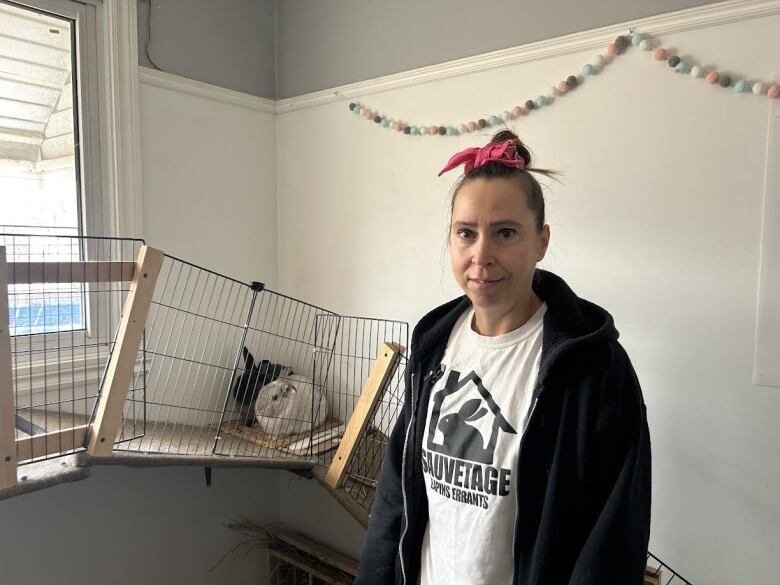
[410,268,619,384]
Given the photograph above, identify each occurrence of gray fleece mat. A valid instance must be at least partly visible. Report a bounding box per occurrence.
[0,454,90,502]
[2,411,327,503]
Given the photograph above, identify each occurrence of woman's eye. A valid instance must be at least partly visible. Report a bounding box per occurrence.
[456,229,474,239]
[497,228,516,239]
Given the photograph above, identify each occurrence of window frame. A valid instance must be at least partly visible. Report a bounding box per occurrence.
[2,0,144,406]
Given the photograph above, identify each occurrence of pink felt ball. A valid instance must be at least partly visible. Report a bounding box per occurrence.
[607,42,620,56]
[706,72,720,84]
[768,84,780,99]
[511,106,523,117]
[653,48,667,61]
[467,121,478,131]
[429,125,439,135]
[364,110,373,119]
[557,81,569,93]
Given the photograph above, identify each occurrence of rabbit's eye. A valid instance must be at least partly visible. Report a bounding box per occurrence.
[272,395,278,401]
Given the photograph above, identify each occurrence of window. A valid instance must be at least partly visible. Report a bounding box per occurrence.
[0,0,141,453]
[1,0,102,337]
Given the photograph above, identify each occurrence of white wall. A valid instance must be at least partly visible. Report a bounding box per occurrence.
[0,466,279,584]
[276,14,780,585]
[134,73,369,582]
[140,75,278,288]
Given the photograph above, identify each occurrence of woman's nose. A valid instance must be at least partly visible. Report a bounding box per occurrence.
[472,236,495,266]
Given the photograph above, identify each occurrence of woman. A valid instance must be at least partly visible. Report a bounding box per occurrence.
[356,130,651,585]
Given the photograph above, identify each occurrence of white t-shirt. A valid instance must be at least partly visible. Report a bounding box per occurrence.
[419,301,547,585]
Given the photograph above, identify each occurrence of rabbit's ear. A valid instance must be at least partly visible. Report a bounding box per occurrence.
[460,398,486,421]
[242,346,255,370]
[466,407,488,422]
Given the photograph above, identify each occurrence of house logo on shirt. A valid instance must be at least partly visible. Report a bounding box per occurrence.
[421,368,518,509]
[427,369,517,464]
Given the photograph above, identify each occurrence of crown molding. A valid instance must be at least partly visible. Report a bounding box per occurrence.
[275,0,780,113]
[139,67,277,114]
[136,0,780,115]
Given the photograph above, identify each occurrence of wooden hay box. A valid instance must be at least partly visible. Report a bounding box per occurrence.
[265,530,358,585]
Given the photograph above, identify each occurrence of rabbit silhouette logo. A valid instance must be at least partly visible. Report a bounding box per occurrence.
[426,369,517,465]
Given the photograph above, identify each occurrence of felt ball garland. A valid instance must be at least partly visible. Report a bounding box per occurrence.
[347,31,780,136]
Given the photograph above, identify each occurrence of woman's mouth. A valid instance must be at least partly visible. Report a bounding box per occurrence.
[469,278,502,289]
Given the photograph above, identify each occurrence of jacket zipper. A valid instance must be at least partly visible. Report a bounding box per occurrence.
[399,370,415,585]
[399,364,444,585]
[511,381,544,585]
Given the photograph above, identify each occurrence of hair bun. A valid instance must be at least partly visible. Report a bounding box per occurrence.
[490,130,532,168]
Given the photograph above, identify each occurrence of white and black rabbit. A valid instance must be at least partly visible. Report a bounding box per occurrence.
[230,347,293,426]
[253,374,327,437]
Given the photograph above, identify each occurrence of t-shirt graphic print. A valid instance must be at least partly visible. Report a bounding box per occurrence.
[424,369,517,507]
[419,302,547,585]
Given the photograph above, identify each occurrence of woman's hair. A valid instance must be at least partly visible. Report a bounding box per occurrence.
[449,130,557,234]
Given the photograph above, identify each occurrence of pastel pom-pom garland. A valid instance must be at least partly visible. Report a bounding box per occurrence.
[347,31,780,136]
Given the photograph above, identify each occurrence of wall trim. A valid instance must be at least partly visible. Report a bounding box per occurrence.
[101,0,145,239]
[139,67,277,114]
[275,0,780,113]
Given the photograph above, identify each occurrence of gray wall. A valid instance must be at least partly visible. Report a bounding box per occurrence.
[0,466,280,584]
[137,0,276,98]
[139,0,729,99]
[275,0,725,97]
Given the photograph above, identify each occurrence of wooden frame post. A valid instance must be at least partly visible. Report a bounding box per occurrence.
[325,342,404,489]
[0,247,17,489]
[87,245,164,457]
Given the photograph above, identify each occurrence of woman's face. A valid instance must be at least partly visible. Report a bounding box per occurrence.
[449,177,550,311]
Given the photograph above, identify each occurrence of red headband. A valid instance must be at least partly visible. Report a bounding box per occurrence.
[437,139,526,177]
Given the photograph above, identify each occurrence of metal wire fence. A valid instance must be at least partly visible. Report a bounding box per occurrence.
[105,253,408,468]
[2,233,409,473]
[646,551,693,585]
[324,315,407,512]
[1,231,143,464]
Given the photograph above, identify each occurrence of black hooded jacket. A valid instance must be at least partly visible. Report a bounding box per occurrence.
[356,268,651,585]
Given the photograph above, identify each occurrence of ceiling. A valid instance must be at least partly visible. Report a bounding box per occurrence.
[0,1,74,172]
